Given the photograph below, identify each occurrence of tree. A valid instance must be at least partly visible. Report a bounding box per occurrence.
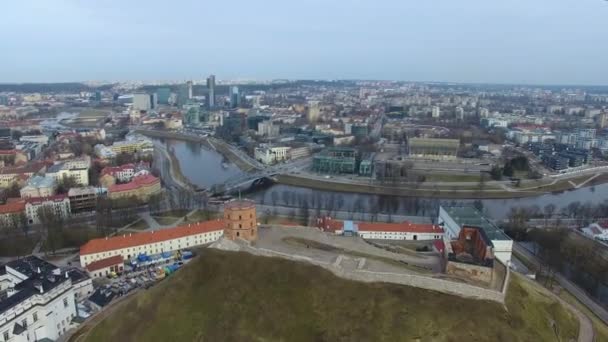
[271,192,278,207]
[490,165,503,180]
[543,204,556,227]
[299,199,310,226]
[502,163,514,177]
[57,175,78,194]
[37,206,65,255]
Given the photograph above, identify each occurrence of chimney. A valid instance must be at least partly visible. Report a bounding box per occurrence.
[65,271,69,278]
[33,281,43,294]
[37,267,41,274]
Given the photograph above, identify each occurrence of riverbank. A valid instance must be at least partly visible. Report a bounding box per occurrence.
[276,172,608,199]
[137,129,259,173]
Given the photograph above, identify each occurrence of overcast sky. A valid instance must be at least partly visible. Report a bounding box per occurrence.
[1,0,607,84]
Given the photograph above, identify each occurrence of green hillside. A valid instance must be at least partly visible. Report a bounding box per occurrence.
[82,249,578,342]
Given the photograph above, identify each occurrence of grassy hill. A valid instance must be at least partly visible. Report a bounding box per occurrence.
[82,249,578,342]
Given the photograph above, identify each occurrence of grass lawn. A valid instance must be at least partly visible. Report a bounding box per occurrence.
[555,287,608,341]
[82,249,578,342]
[73,108,110,117]
[424,173,484,182]
[152,216,179,226]
[0,234,40,257]
[127,219,149,230]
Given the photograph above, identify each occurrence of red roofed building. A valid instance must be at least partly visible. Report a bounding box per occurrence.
[79,219,225,266]
[0,200,26,227]
[25,194,71,225]
[316,217,444,241]
[85,255,124,278]
[107,174,161,202]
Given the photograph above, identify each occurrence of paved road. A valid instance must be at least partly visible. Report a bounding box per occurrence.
[513,242,608,325]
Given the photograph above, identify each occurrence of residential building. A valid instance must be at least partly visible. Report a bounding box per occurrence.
[19,135,49,145]
[0,163,45,188]
[25,195,71,225]
[432,106,441,118]
[581,222,608,242]
[0,200,25,228]
[79,220,226,266]
[437,206,512,263]
[107,174,161,201]
[317,217,444,241]
[45,163,89,186]
[20,175,56,199]
[0,256,77,342]
[65,268,93,300]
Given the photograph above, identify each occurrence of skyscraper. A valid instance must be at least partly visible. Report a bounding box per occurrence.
[307,101,320,123]
[133,93,151,111]
[206,75,216,109]
[156,88,171,104]
[229,86,240,108]
[177,83,190,107]
[187,81,193,100]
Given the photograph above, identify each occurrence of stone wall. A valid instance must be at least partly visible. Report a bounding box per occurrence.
[446,261,494,284]
[241,244,507,303]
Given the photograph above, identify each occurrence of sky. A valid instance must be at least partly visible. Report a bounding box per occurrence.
[1,0,607,85]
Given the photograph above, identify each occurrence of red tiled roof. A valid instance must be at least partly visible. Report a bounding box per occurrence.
[357,221,444,234]
[80,219,225,256]
[316,217,443,234]
[25,194,68,205]
[0,200,25,214]
[85,255,123,272]
[101,163,135,176]
[108,174,159,193]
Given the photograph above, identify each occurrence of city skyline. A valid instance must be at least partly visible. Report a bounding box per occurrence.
[1,0,607,85]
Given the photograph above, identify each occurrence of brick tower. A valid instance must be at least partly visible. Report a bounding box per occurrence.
[223,199,257,241]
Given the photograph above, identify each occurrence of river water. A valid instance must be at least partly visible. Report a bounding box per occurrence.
[163,139,608,220]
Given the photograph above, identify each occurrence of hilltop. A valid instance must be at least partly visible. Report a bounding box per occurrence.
[81,249,578,342]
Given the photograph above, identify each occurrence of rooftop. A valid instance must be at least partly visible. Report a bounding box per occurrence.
[80,219,225,256]
[108,174,159,193]
[0,200,25,214]
[23,175,55,189]
[85,255,123,272]
[441,206,511,241]
[224,199,256,210]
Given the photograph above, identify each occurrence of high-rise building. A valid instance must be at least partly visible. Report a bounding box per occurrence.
[150,93,158,110]
[187,81,193,99]
[177,83,190,107]
[229,86,240,108]
[156,88,171,104]
[206,75,216,109]
[432,106,441,118]
[0,95,9,105]
[307,101,320,123]
[133,93,151,111]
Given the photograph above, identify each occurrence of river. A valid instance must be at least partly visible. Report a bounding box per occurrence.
[162,139,608,220]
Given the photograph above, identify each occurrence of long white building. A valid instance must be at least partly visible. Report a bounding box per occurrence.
[438,206,513,263]
[0,256,77,342]
[79,220,225,266]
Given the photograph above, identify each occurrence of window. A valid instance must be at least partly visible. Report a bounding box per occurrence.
[63,298,69,307]
[33,312,38,322]
[22,319,27,328]
[3,331,8,341]
[239,215,242,220]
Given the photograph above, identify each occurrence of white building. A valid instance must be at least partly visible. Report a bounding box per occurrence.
[0,256,77,342]
[437,206,513,264]
[581,222,608,242]
[132,93,151,111]
[432,106,441,118]
[318,218,444,241]
[84,256,124,279]
[257,121,280,137]
[45,163,89,186]
[20,176,56,199]
[19,135,49,145]
[79,220,225,266]
[254,146,290,165]
[25,195,71,225]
